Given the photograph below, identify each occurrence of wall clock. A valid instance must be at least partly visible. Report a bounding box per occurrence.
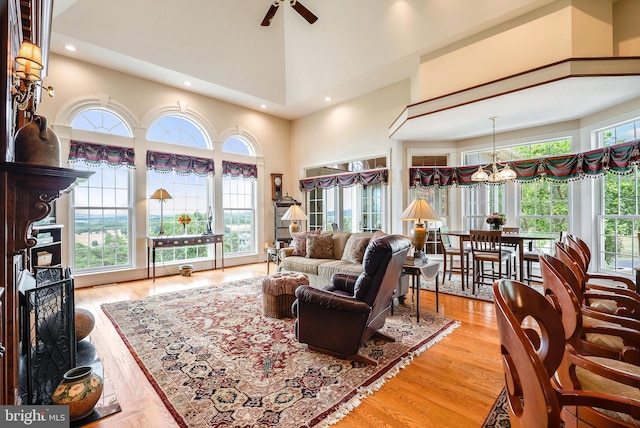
[271,173,283,200]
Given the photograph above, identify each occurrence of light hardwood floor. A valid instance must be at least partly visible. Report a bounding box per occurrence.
[76,263,504,428]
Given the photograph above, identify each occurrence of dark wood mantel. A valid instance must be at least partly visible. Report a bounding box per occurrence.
[0,163,93,404]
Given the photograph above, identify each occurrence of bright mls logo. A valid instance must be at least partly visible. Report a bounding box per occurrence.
[1,406,69,427]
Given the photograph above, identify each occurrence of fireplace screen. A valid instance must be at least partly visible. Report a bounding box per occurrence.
[19,266,76,405]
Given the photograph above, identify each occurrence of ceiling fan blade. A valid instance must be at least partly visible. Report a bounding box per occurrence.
[261,4,280,26]
[290,1,318,24]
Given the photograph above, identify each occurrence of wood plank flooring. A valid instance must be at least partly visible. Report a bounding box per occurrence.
[75,263,504,428]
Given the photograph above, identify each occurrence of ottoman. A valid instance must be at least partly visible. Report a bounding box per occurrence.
[261,272,309,318]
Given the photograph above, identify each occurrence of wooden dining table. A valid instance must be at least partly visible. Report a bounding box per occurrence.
[442,230,558,290]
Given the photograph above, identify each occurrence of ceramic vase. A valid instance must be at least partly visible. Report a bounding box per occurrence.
[14,115,61,167]
[75,308,96,341]
[51,366,103,421]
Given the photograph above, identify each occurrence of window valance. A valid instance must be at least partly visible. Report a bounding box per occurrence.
[68,140,135,168]
[221,160,257,179]
[410,139,640,188]
[146,150,214,176]
[299,168,388,192]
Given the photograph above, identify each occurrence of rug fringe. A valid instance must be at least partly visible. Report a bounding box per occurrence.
[315,321,460,427]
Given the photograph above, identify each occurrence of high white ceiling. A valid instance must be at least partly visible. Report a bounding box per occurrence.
[50,0,557,122]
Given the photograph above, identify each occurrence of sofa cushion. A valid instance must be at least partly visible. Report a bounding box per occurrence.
[318,260,365,279]
[307,233,334,259]
[331,232,353,260]
[281,256,332,276]
[291,229,321,257]
[341,234,372,264]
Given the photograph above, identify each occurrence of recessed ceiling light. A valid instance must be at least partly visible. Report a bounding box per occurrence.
[325,96,331,102]
[64,44,76,52]
[183,81,192,86]
[260,104,267,109]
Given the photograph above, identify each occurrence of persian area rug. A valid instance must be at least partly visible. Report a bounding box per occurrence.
[420,274,495,302]
[481,388,510,428]
[102,277,459,428]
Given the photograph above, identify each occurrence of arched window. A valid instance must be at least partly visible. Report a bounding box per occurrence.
[71,108,132,136]
[69,108,135,273]
[147,115,209,149]
[222,136,254,156]
[147,115,213,263]
[221,136,258,254]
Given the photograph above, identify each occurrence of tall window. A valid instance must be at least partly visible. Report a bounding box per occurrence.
[599,118,640,275]
[221,136,258,255]
[146,115,213,264]
[69,109,134,273]
[463,138,571,241]
[305,157,387,232]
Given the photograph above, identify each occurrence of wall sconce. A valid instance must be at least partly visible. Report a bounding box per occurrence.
[12,41,54,111]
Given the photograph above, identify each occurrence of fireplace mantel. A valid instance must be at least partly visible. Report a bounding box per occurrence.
[0,162,93,404]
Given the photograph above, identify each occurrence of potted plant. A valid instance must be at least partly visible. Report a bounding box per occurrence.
[486,212,506,230]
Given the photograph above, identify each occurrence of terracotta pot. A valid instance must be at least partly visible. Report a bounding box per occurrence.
[51,366,103,421]
[75,308,96,341]
[14,115,61,167]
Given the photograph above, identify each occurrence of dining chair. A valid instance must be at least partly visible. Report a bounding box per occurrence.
[469,229,512,295]
[437,226,469,286]
[501,226,519,278]
[494,279,640,428]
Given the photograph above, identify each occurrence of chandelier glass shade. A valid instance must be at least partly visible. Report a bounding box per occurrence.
[471,117,517,183]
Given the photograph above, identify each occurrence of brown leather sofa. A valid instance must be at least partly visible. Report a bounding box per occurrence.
[291,233,411,364]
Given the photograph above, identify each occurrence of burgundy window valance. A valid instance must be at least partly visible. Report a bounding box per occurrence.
[68,140,135,169]
[146,150,214,176]
[221,160,257,179]
[299,168,388,192]
[410,139,640,188]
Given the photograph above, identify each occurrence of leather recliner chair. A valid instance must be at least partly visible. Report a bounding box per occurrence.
[291,234,411,365]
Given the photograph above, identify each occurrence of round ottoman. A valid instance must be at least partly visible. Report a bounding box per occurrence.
[261,272,309,318]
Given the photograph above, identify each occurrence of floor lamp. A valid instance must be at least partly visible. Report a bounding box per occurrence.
[399,197,440,260]
[150,188,172,235]
[281,204,307,235]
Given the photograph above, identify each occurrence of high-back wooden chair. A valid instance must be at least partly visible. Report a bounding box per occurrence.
[494,279,640,427]
[437,226,469,285]
[469,229,512,295]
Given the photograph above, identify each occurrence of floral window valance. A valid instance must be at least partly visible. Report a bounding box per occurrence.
[146,150,214,176]
[221,160,257,179]
[68,140,135,168]
[410,139,640,188]
[299,168,388,192]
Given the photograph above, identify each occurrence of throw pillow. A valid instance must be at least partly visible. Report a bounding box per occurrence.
[371,230,387,242]
[341,235,372,264]
[291,230,321,257]
[306,233,334,259]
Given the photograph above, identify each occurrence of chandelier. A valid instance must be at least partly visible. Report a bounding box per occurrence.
[471,117,517,183]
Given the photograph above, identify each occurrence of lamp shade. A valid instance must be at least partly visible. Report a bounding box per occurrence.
[150,188,172,201]
[16,41,43,70]
[281,204,307,221]
[399,198,440,223]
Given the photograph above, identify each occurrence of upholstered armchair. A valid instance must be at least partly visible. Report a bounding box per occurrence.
[291,234,411,365]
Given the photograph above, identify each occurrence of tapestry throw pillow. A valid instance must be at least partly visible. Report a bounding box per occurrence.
[341,235,372,264]
[306,233,334,259]
[291,230,321,257]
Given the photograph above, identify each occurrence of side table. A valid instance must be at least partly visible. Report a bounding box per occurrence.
[267,247,280,274]
[402,260,441,321]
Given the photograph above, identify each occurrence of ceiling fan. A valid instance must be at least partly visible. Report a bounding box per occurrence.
[261,0,318,26]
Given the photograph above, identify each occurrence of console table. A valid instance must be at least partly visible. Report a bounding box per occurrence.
[147,234,224,281]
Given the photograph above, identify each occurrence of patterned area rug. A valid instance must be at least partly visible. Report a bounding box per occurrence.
[420,274,495,302]
[481,389,510,427]
[102,278,459,427]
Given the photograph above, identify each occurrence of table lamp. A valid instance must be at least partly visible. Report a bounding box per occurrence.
[150,188,172,235]
[281,204,307,235]
[399,198,440,259]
